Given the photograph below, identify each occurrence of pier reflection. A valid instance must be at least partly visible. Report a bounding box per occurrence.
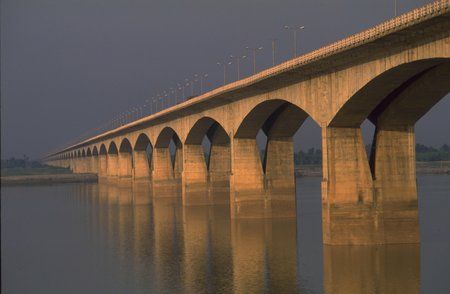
[323,244,420,294]
[75,181,421,293]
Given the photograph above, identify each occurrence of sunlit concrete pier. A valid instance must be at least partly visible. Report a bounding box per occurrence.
[45,1,450,245]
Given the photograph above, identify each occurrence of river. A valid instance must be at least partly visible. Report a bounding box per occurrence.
[2,175,449,293]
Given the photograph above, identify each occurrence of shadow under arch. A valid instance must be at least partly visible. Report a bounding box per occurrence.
[232,99,313,218]
[92,146,99,156]
[153,127,183,194]
[108,141,118,154]
[133,133,153,181]
[183,117,231,205]
[323,58,450,245]
[86,147,92,157]
[330,58,449,127]
[99,144,107,155]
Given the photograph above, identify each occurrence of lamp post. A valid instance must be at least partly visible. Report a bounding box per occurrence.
[157,94,162,112]
[199,73,208,94]
[230,55,247,79]
[217,60,233,85]
[142,104,147,117]
[151,97,156,114]
[164,92,169,109]
[245,46,263,74]
[169,87,175,106]
[184,79,190,100]
[394,0,398,16]
[284,25,305,58]
[144,99,149,115]
[177,83,183,103]
[270,38,278,66]
[191,75,198,96]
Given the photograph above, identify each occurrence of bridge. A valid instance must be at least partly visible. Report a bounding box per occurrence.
[45,0,450,245]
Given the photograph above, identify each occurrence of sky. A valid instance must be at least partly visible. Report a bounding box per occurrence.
[2,0,449,159]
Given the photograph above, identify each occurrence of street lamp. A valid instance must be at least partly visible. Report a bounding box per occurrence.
[191,74,198,96]
[151,97,156,114]
[157,94,162,112]
[199,73,208,94]
[230,55,247,79]
[169,87,176,106]
[270,38,278,66]
[184,79,191,100]
[177,83,183,103]
[142,104,147,117]
[217,60,233,85]
[284,25,305,58]
[164,92,169,109]
[245,46,263,74]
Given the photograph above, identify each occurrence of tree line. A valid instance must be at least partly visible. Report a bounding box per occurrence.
[294,144,450,165]
[2,143,449,169]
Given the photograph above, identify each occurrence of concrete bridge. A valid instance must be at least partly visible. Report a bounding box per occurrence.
[45,0,450,245]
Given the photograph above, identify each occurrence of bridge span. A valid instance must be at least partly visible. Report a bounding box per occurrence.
[45,1,450,245]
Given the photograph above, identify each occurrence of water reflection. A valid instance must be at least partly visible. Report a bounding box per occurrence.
[73,180,422,293]
[323,245,419,294]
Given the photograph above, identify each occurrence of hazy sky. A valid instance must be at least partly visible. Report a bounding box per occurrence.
[2,0,449,159]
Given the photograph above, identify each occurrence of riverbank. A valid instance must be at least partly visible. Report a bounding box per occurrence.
[1,173,98,186]
[295,161,450,177]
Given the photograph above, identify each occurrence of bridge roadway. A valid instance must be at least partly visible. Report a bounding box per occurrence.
[45,0,450,245]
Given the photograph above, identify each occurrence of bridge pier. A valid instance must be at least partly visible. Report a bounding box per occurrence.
[98,155,108,179]
[89,156,98,174]
[230,137,296,219]
[182,144,209,205]
[118,152,133,180]
[152,147,182,197]
[371,125,419,244]
[321,125,419,245]
[208,140,231,204]
[133,150,151,181]
[74,158,83,173]
[321,126,377,245]
[106,154,119,179]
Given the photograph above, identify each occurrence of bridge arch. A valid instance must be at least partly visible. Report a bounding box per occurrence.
[118,138,133,178]
[106,141,119,178]
[330,58,449,127]
[186,117,230,170]
[232,99,314,218]
[235,99,309,172]
[97,144,108,177]
[153,127,183,183]
[92,146,99,156]
[184,117,231,203]
[323,58,450,244]
[86,147,92,157]
[99,144,107,155]
[134,133,153,151]
[133,133,153,180]
[108,141,118,154]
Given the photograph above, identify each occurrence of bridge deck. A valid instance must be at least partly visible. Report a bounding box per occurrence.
[50,0,450,156]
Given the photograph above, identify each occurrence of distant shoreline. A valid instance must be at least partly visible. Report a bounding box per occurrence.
[1,173,98,186]
[295,161,450,177]
[1,161,448,186]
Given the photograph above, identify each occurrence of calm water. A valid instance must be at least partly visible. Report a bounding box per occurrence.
[2,175,450,293]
